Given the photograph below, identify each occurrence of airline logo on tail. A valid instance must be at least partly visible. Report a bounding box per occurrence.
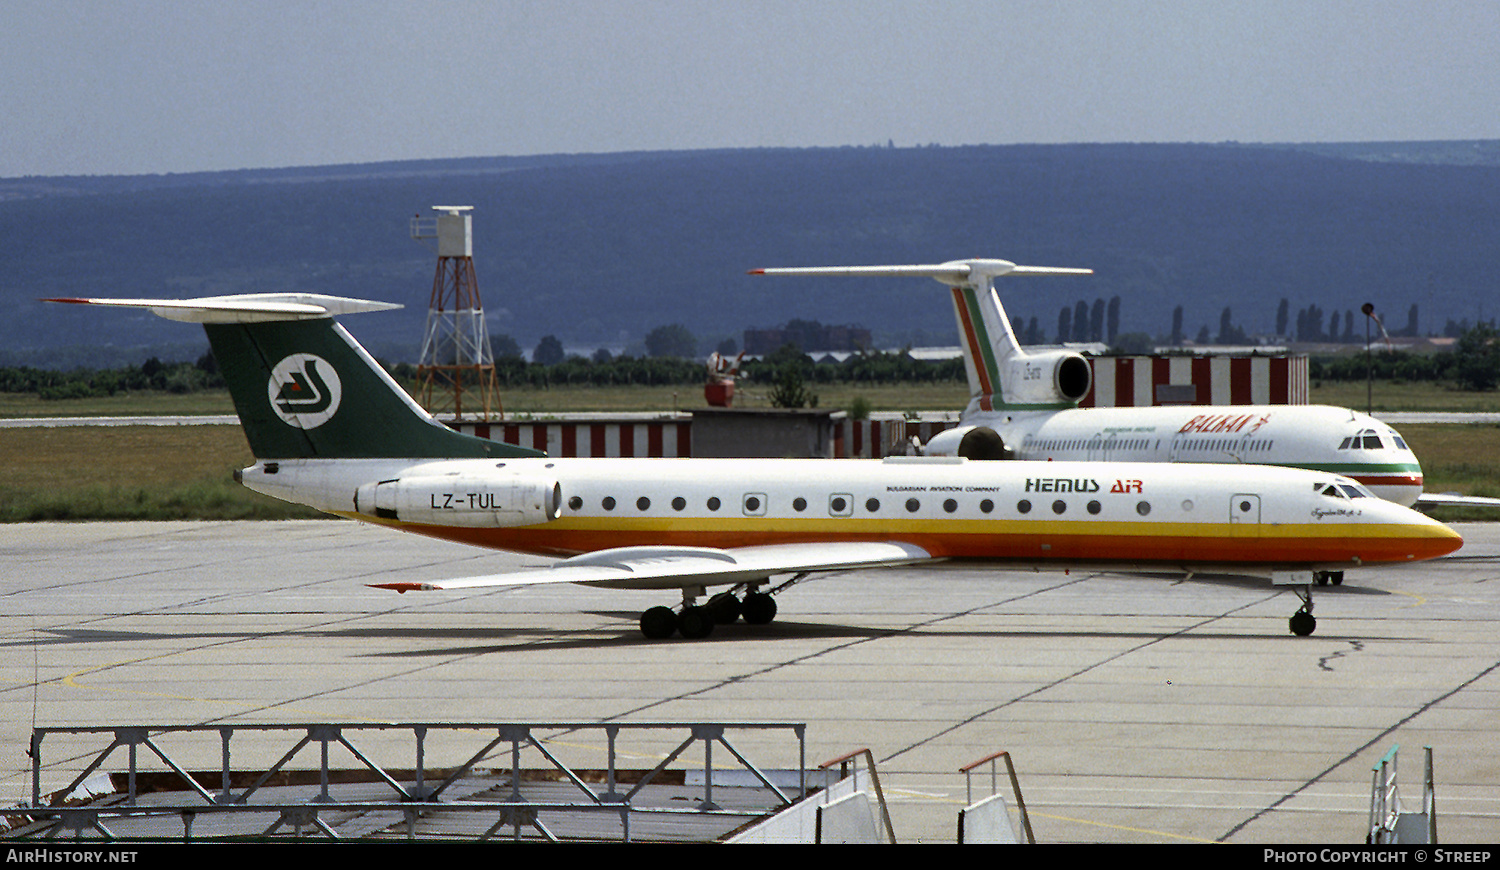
[268,353,341,428]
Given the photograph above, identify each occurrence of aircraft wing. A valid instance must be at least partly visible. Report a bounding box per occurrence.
[370,541,935,593]
[1415,492,1500,510]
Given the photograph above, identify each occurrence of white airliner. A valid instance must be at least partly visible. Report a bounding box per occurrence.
[751,259,1433,518]
[48,293,1462,640]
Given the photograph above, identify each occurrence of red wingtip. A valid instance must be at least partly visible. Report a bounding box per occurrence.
[746,269,765,275]
[42,297,91,304]
[368,582,426,594]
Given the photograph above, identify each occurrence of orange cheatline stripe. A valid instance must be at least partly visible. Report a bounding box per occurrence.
[339,514,1459,565]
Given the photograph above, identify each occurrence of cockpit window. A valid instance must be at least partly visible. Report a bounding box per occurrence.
[1316,483,1346,498]
[1392,435,1409,451]
[1337,484,1368,498]
[1341,429,1387,450]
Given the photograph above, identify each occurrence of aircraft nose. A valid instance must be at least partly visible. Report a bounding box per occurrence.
[1412,516,1464,560]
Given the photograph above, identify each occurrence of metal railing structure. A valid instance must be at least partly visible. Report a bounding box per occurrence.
[958,750,1034,844]
[12,722,808,842]
[1368,744,1437,845]
[816,748,896,844]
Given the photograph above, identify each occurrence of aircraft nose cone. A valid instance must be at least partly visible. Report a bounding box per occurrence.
[1409,517,1463,560]
[1432,522,1464,557]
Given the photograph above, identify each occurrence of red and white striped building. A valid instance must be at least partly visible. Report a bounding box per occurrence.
[452,354,1308,459]
[1082,354,1308,407]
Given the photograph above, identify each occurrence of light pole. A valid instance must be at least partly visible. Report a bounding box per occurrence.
[1361,302,1375,414]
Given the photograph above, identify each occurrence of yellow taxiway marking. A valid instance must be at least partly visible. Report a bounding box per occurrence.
[887,789,1220,844]
[1390,589,1427,608]
[64,659,205,702]
[60,659,355,721]
[1028,810,1219,844]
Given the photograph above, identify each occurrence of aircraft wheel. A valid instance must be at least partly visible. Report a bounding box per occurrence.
[1289,610,1317,637]
[1314,572,1329,586]
[708,592,742,624]
[640,606,678,640]
[1330,572,1344,586]
[677,606,716,640]
[742,592,778,625]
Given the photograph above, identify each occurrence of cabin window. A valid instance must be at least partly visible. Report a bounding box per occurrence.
[1087,500,1101,515]
[1052,500,1067,515]
[793,497,807,512]
[980,499,994,514]
[672,496,686,511]
[1136,501,1151,516]
[743,495,763,514]
[602,497,616,511]
[568,496,583,511]
[637,497,651,511]
[866,498,881,512]
[1017,499,1032,514]
[830,495,852,516]
[905,498,921,513]
[943,498,958,513]
[707,497,721,511]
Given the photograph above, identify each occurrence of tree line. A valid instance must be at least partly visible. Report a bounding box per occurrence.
[6,323,1499,400]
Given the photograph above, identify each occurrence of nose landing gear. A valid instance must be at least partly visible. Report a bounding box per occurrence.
[1289,585,1317,637]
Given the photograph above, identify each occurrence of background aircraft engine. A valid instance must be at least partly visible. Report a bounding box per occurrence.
[354,475,562,527]
[1001,349,1092,406]
[922,425,1011,460]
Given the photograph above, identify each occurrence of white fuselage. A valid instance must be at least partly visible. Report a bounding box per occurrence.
[240,454,1458,571]
[962,404,1424,506]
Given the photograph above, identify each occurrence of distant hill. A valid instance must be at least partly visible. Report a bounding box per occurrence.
[2,142,1496,366]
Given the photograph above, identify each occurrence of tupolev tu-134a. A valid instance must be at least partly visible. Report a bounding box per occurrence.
[751,258,1452,514]
[48,292,1462,639]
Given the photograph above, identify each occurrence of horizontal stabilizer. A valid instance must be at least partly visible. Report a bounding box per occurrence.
[371,541,935,593]
[45,293,401,324]
[750,258,1091,288]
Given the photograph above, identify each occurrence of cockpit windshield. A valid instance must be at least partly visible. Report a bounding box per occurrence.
[1316,481,1375,500]
[1339,429,1387,451]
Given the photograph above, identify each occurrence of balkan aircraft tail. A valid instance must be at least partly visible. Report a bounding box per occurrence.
[751,258,1094,415]
[45,294,544,461]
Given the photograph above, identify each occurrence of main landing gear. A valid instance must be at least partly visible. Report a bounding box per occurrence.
[1314,570,1344,586]
[638,584,783,640]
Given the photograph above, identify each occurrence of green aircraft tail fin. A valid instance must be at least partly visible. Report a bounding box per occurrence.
[206,318,541,459]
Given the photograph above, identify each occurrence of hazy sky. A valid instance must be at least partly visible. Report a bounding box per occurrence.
[3,1,1497,177]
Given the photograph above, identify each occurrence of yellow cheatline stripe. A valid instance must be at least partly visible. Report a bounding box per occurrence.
[348,511,1448,542]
